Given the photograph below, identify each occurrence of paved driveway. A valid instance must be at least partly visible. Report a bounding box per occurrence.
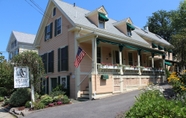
[25,90,140,118]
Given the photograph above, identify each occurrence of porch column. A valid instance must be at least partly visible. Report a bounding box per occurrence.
[74,32,80,98]
[151,53,155,83]
[162,54,166,83]
[151,53,154,68]
[92,37,97,74]
[119,45,123,75]
[137,50,141,75]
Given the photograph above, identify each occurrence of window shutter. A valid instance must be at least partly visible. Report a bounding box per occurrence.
[61,48,64,71]
[44,26,47,41]
[55,19,57,36]
[58,76,60,85]
[58,48,61,72]
[50,22,53,39]
[51,50,54,72]
[66,46,69,71]
[43,53,47,73]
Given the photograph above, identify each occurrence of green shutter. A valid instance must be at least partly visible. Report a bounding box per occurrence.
[58,48,61,72]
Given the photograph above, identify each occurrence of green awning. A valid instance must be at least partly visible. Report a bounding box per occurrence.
[127,23,135,30]
[165,61,172,66]
[99,13,109,21]
[158,45,164,50]
[101,75,109,80]
[168,49,173,53]
[152,43,158,48]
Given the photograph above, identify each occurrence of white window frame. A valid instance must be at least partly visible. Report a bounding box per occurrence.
[60,76,67,89]
[99,20,105,29]
[55,17,62,36]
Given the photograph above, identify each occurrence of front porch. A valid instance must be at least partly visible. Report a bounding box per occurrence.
[76,34,169,100]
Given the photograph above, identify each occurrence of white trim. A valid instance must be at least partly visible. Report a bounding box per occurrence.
[55,16,62,37]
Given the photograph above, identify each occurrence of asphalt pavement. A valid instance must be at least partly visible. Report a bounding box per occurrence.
[25,90,140,118]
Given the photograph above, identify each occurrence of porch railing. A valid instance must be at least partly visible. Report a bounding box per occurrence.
[97,63,164,75]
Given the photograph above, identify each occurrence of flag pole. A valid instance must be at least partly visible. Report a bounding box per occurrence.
[85,52,93,61]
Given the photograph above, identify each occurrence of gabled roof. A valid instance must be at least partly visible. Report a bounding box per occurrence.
[6,31,35,51]
[134,26,171,47]
[12,31,35,44]
[52,0,150,47]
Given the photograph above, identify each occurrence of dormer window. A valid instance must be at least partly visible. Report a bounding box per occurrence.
[53,8,56,16]
[98,12,109,29]
[127,23,135,37]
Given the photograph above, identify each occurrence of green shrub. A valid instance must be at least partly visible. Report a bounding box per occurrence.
[0,87,8,96]
[25,101,31,108]
[125,90,186,118]
[33,101,45,110]
[49,91,65,98]
[9,88,31,107]
[40,94,53,105]
[62,95,70,104]
[0,97,4,102]
[2,99,10,106]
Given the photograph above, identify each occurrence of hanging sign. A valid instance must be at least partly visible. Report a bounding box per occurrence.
[14,66,29,88]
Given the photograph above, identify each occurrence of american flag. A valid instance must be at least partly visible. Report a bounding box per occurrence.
[74,47,86,68]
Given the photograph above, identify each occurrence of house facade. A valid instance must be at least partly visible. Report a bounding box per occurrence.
[6,31,37,60]
[34,0,175,99]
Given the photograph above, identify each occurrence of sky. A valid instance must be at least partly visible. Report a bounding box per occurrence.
[0,0,182,60]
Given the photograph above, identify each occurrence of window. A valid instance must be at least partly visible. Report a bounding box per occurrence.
[128,52,133,65]
[97,47,101,63]
[126,23,135,37]
[98,12,109,29]
[11,40,17,49]
[55,17,61,36]
[41,51,54,73]
[113,51,119,64]
[53,8,56,16]
[99,20,105,29]
[44,22,53,41]
[58,46,68,71]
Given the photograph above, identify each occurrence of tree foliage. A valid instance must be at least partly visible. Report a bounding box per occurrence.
[146,10,175,42]
[11,51,45,92]
[0,52,14,96]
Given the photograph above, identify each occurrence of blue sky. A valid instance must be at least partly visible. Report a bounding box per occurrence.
[0,0,181,60]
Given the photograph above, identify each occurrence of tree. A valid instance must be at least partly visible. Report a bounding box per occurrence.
[11,51,45,92]
[146,10,175,42]
[0,52,14,96]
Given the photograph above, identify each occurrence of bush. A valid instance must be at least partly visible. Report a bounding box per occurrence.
[0,97,4,102]
[49,91,65,98]
[9,88,31,107]
[125,90,186,118]
[0,87,8,96]
[33,101,45,110]
[2,99,10,106]
[40,94,53,105]
[62,95,70,104]
[25,101,31,108]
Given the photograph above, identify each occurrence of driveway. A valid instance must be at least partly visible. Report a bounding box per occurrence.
[25,90,140,118]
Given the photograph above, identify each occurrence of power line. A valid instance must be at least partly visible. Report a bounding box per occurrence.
[24,0,50,19]
[30,0,44,13]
